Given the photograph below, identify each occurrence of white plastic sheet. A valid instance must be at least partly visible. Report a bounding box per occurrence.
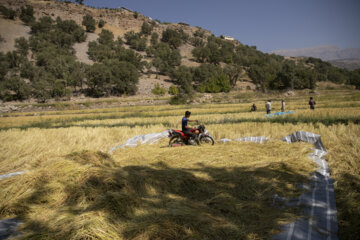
[109,131,169,153]
[273,131,338,240]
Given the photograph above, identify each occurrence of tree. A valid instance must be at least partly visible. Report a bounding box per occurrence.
[0,76,31,101]
[98,19,105,28]
[0,6,16,19]
[86,63,111,97]
[15,37,29,56]
[141,21,152,35]
[82,14,96,33]
[161,28,182,49]
[75,0,84,4]
[98,29,114,46]
[198,74,231,93]
[170,66,193,94]
[152,43,181,74]
[224,64,243,86]
[107,60,139,95]
[20,5,35,24]
[150,32,158,45]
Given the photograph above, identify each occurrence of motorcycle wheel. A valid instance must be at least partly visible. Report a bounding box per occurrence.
[169,136,184,147]
[199,136,215,145]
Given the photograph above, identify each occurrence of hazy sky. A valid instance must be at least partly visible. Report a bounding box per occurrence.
[83,0,360,52]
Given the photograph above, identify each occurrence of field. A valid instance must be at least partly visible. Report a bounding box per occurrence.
[0,89,359,240]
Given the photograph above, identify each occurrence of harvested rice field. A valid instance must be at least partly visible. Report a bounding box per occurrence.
[0,90,359,240]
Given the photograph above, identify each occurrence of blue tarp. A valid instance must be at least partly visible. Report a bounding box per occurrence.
[265,111,296,118]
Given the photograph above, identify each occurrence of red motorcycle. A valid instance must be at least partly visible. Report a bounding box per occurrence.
[168,124,215,147]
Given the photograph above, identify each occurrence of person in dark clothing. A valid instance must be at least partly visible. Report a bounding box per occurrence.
[251,104,257,112]
[182,111,199,143]
[309,97,316,110]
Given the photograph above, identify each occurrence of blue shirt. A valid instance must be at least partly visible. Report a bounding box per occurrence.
[182,117,189,132]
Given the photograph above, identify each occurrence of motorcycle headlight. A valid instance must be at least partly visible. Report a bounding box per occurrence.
[195,130,199,134]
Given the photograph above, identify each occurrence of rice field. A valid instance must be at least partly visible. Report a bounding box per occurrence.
[0,90,359,239]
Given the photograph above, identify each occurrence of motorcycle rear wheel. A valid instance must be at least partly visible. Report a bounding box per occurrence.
[169,136,184,147]
[200,136,215,145]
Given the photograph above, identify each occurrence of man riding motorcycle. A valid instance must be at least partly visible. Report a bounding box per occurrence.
[182,111,199,144]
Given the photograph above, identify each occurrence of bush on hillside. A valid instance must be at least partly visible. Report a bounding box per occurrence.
[197,74,231,93]
[150,32,158,45]
[20,5,34,24]
[151,83,166,95]
[98,19,105,28]
[0,5,16,19]
[168,85,179,95]
[82,14,96,32]
[141,21,153,35]
[15,37,29,56]
[152,43,181,75]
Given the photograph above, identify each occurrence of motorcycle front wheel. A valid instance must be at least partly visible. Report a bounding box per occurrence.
[199,136,215,145]
[169,136,184,147]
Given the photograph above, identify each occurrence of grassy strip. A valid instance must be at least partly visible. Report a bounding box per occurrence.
[1,115,358,131]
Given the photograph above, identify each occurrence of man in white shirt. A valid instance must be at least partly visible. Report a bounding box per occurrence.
[265,100,271,114]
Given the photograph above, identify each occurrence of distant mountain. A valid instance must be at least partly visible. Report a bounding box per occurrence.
[272,45,360,61]
[328,59,360,70]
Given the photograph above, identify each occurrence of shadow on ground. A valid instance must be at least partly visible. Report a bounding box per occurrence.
[4,151,312,240]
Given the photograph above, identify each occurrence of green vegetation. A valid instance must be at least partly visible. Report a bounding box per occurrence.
[168,85,179,95]
[82,14,96,32]
[0,5,16,19]
[19,5,34,24]
[98,19,105,28]
[151,83,166,95]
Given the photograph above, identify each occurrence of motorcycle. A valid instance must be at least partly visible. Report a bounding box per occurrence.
[168,124,215,147]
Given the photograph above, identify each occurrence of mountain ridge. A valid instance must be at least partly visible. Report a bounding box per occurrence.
[272,45,360,61]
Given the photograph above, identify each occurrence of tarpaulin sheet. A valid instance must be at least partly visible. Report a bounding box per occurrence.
[265,111,296,118]
[0,171,24,181]
[220,136,269,144]
[109,131,169,153]
[273,131,338,240]
[0,218,22,240]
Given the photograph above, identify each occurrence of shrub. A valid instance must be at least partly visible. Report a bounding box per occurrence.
[82,14,96,32]
[0,76,31,101]
[141,21,152,35]
[98,19,105,28]
[20,5,35,24]
[151,83,166,95]
[152,43,181,75]
[198,74,231,93]
[98,29,114,46]
[150,32,158,45]
[85,63,111,97]
[15,37,29,56]
[161,28,183,49]
[0,6,16,19]
[168,85,179,95]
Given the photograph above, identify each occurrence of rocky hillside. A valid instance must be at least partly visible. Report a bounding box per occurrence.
[0,0,215,96]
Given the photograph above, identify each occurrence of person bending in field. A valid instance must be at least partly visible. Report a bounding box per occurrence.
[182,111,199,144]
[309,97,316,110]
[251,103,257,112]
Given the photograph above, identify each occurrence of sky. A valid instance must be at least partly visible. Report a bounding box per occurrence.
[83,0,360,52]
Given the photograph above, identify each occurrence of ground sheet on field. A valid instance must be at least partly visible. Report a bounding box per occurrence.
[265,111,296,118]
[0,131,338,240]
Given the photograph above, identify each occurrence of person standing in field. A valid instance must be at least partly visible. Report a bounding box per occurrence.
[265,100,271,114]
[281,99,285,112]
[309,97,316,110]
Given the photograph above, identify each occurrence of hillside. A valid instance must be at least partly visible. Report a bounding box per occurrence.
[272,45,360,61]
[0,0,359,105]
[328,58,360,70]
